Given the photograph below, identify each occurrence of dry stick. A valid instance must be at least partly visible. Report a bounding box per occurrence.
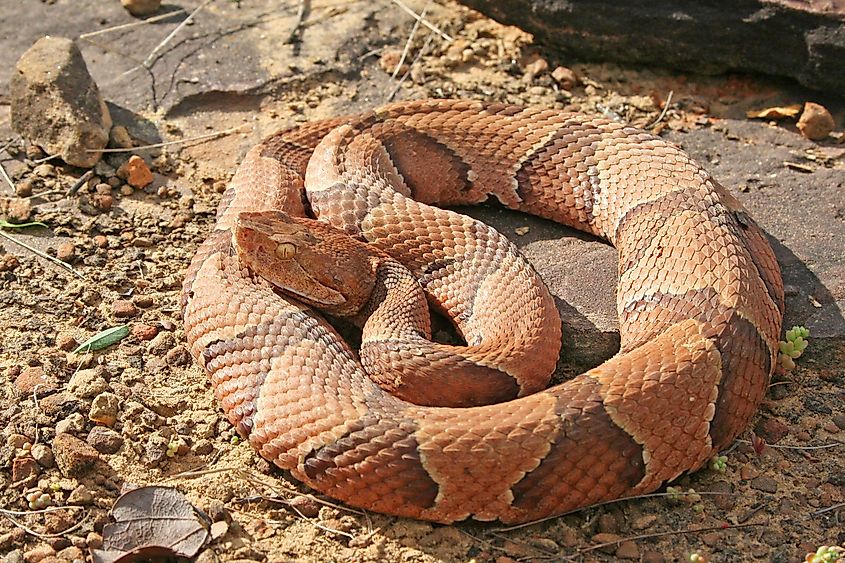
[68,170,94,196]
[32,153,61,164]
[385,30,435,102]
[736,438,844,451]
[78,8,186,39]
[87,124,251,153]
[390,0,453,42]
[391,0,431,79]
[0,160,15,191]
[285,0,309,44]
[567,522,764,559]
[0,510,90,540]
[141,0,215,69]
[0,230,85,279]
[813,502,845,516]
[646,90,674,129]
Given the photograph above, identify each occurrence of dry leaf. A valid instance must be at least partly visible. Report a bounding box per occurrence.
[90,486,210,563]
[746,105,802,120]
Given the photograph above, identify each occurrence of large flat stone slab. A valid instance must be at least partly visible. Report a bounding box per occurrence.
[460,0,845,93]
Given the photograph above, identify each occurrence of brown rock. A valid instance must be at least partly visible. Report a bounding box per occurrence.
[93,235,108,248]
[288,495,320,518]
[642,551,665,563]
[5,198,33,223]
[131,323,158,341]
[165,345,192,366]
[108,125,133,149]
[750,475,778,493]
[55,333,77,351]
[88,392,120,426]
[55,242,76,263]
[10,36,111,167]
[797,102,835,141]
[15,366,57,395]
[52,433,99,476]
[591,533,621,554]
[524,57,549,79]
[30,443,55,468]
[132,294,154,308]
[87,426,124,454]
[0,253,20,272]
[833,414,845,430]
[616,540,639,559]
[12,456,40,483]
[597,512,620,533]
[23,544,55,563]
[551,66,578,89]
[91,193,113,211]
[112,299,138,318]
[117,155,153,188]
[121,0,162,17]
[755,417,789,444]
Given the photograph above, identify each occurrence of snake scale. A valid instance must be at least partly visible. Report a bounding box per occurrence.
[182,99,784,524]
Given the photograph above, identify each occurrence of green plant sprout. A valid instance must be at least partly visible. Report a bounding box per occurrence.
[805,545,844,563]
[779,325,810,370]
[710,455,728,472]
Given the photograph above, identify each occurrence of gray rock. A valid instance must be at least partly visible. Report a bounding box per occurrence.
[460,0,845,93]
[30,443,55,468]
[10,36,111,167]
[55,412,85,435]
[67,367,108,399]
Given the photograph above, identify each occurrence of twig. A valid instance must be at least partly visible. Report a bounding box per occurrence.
[812,502,845,516]
[285,0,309,44]
[568,522,764,559]
[0,229,85,279]
[385,30,435,102]
[87,124,251,153]
[390,0,453,42]
[141,0,214,69]
[391,0,431,79]
[736,439,844,451]
[32,154,61,164]
[646,90,674,129]
[78,8,186,39]
[68,170,94,196]
[0,506,84,517]
[0,160,15,192]
[0,509,90,540]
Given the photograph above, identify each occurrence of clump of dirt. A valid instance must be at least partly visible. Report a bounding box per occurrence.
[1,2,843,562]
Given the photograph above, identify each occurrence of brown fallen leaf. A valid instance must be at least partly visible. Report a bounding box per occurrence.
[90,486,210,563]
[746,104,802,120]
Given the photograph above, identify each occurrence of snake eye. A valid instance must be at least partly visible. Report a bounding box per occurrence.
[275,242,296,259]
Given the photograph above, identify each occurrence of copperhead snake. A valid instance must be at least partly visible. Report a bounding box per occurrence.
[182,99,784,524]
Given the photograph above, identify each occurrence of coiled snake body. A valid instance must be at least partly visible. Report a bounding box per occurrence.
[182,99,784,524]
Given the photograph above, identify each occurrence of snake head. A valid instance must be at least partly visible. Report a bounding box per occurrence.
[234,211,377,317]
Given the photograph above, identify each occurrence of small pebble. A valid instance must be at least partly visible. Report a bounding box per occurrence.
[33,163,56,177]
[165,345,192,366]
[55,242,76,263]
[30,444,55,468]
[131,323,158,341]
[67,485,94,506]
[15,178,35,197]
[288,495,320,518]
[93,235,108,248]
[833,414,845,430]
[524,57,549,79]
[551,66,578,89]
[92,193,113,211]
[22,544,55,563]
[109,125,133,149]
[55,413,85,435]
[616,540,639,560]
[6,198,32,222]
[117,155,153,188]
[89,392,120,427]
[55,333,77,351]
[750,475,778,493]
[112,299,138,318]
[797,102,835,140]
[121,0,162,17]
[87,426,124,454]
[120,185,134,196]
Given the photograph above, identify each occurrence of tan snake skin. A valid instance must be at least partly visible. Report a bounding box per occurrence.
[182,99,784,524]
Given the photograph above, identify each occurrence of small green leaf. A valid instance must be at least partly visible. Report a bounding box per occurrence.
[72,325,129,353]
[0,220,48,229]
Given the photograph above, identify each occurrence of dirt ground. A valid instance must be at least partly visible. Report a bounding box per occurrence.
[1,1,844,562]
